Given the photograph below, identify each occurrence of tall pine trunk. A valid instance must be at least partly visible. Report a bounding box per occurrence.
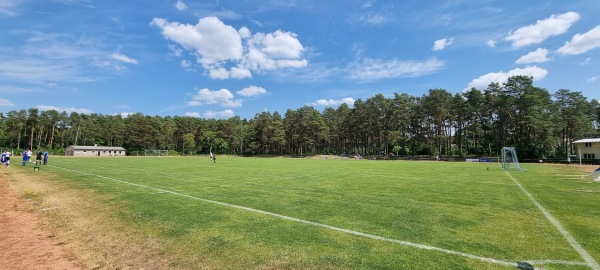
[29,125,34,150]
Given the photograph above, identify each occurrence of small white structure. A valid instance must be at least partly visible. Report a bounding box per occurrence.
[572,139,600,160]
[66,145,126,157]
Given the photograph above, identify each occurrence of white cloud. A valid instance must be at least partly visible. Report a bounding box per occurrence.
[168,44,182,57]
[95,53,140,71]
[207,66,252,79]
[0,98,14,107]
[151,17,307,79]
[341,97,355,105]
[220,99,243,107]
[185,112,200,118]
[361,0,375,9]
[260,30,304,58]
[175,0,187,11]
[0,85,42,94]
[36,105,93,114]
[151,16,242,65]
[557,25,600,55]
[181,59,191,68]
[110,53,138,64]
[581,57,592,65]
[349,57,445,81]
[515,48,550,64]
[487,40,497,48]
[188,88,242,107]
[588,76,599,83]
[245,30,307,71]
[204,109,235,119]
[238,27,251,38]
[116,112,134,118]
[210,10,241,21]
[249,18,263,28]
[359,13,388,25]
[237,85,267,97]
[432,38,454,51]
[0,58,93,83]
[55,0,94,8]
[208,67,230,79]
[230,67,252,79]
[0,0,20,16]
[94,59,127,71]
[310,97,355,106]
[465,66,548,91]
[505,11,580,48]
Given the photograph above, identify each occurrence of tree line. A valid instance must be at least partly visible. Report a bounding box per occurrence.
[1,76,599,159]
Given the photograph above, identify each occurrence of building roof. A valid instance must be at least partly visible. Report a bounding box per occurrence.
[573,139,600,144]
[67,145,126,151]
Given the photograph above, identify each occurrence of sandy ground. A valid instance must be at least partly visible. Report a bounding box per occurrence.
[0,171,82,270]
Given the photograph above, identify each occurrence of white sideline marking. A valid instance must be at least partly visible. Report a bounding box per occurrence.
[50,165,584,268]
[504,171,600,270]
[525,259,588,266]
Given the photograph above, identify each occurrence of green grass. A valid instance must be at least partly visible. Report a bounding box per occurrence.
[15,156,600,269]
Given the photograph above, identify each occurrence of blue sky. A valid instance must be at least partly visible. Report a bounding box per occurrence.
[1,0,599,119]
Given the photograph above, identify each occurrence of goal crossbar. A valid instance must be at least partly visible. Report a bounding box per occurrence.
[144,149,168,156]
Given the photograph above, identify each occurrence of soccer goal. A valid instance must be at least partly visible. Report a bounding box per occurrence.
[144,149,168,156]
[501,147,526,171]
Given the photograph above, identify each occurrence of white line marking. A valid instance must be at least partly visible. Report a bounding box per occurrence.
[505,171,600,270]
[525,259,588,266]
[49,165,585,268]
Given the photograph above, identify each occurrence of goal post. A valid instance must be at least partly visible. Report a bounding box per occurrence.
[501,147,526,172]
[144,149,168,156]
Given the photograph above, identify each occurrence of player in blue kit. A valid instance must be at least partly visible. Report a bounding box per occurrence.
[2,151,10,167]
[22,151,28,166]
[43,150,49,165]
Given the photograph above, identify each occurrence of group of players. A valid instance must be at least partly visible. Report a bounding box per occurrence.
[1,149,49,167]
[21,149,49,166]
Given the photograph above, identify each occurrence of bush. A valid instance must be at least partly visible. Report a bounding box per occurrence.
[52,148,65,155]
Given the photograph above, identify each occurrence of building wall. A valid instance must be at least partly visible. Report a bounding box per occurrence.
[99,150,125,156]
[575,142,600,159]
[66,147,125,156]
[72,150,125,156]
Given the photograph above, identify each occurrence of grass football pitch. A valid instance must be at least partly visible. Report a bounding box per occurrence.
[12,156,600,269]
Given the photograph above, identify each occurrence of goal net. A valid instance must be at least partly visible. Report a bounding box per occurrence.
[144,149,168,156]
[501,147,526,171]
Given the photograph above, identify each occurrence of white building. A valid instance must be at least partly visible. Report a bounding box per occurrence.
[572,139,600,160]
[66,145,126,157]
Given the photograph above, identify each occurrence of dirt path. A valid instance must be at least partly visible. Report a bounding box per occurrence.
[0,171,82,270]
